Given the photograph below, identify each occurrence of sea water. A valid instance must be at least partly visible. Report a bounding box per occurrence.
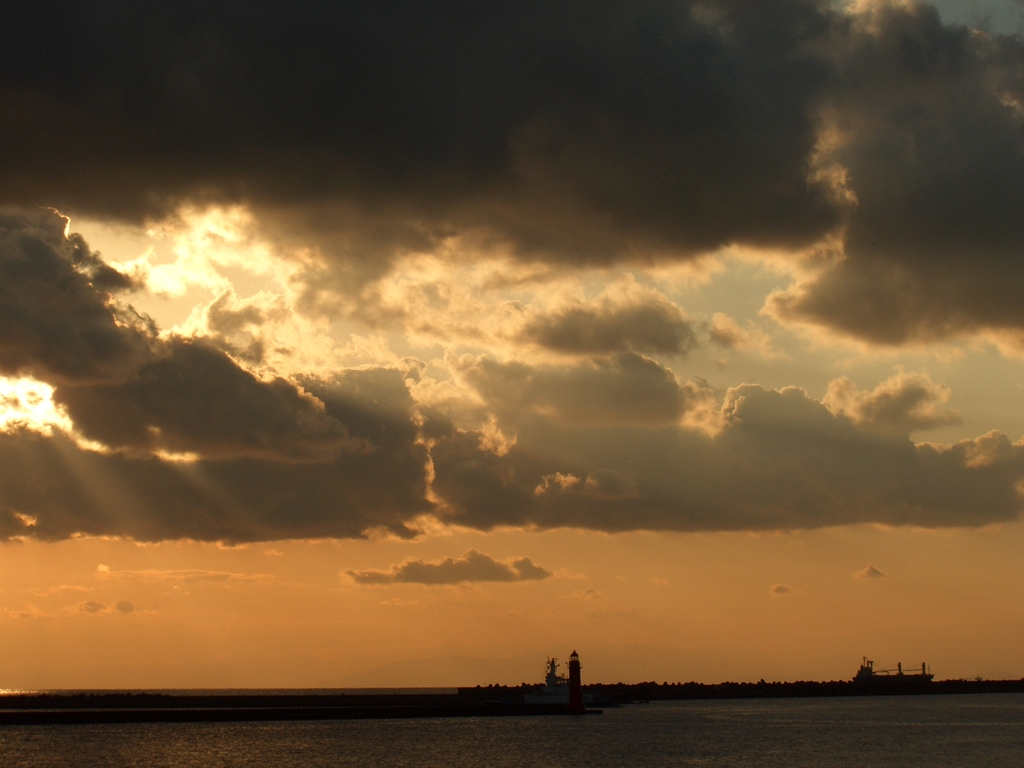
[1,693,1022,767]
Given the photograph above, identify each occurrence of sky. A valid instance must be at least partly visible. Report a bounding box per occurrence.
[1,0,1024,689]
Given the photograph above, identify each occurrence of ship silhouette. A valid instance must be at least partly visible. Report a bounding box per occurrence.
[523,656,594,706]
[854,658,933,688]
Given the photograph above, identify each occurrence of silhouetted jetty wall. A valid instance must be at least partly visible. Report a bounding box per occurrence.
[461,678,1024,704]
[5,678,1022,725]
[0,692,600,726]
[588,679,1024,701]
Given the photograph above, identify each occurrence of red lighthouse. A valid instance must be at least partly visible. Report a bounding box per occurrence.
[568,650,584,713]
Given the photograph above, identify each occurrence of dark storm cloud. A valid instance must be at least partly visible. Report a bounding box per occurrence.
[0,210,438,541]
[346,549,552,585]
[54,338,353,462]
[0,361,433,542]
[0,209,361,462]
[201,291,274,364]
[0,424,431,544]
[2,361,1020,541]
[4,1,1021,339]
[769,3,1024,343]
[0,0,841,263]
[522,298,698,355]
[1,211,1018,541]
[429,383,1024,532]
[0,208,151,384]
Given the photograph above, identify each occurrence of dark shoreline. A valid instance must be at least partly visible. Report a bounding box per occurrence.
[574,677,1024,702]
[2,679,1022,725]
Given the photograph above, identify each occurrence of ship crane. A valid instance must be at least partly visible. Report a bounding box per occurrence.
[856,657,932,682]
[867,661,929,676]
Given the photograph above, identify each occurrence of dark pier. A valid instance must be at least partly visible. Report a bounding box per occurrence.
[0,691,602,726]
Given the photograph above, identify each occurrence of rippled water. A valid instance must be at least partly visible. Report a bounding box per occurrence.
[2,694,1022,767]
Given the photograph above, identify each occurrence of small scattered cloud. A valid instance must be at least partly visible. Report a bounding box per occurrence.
[570,588,605,600]
[459,353,701,427]
[77,600,106,614]
[522,292,698,356]
[114,600,135,613]
[854,565,888,580]
[264,549,284,556]
[552,567,590,581]
[9,604,52,619]
[379,597,420,606]
[706,313,778,357]
[824,370,960,433]
[345,549,552,585]
[215,542,250,551]
[770,584,791,595]
[26,584,90,597]
[96,568,273,585]
[708,313,747,349]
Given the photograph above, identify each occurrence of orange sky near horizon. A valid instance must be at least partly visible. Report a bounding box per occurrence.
[3,521,1022,689]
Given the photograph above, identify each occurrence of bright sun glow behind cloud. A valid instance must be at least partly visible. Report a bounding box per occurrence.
[0,377,74,436]
[132,206,287,298]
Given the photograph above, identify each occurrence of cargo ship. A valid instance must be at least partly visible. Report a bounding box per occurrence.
[854,658,933,687]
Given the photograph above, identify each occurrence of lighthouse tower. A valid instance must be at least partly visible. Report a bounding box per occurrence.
[568,650,584,713]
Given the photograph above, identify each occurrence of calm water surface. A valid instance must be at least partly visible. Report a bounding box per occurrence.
[1,694,1022,767]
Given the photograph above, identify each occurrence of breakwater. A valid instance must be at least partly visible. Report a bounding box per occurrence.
[5,678,1023,726]
[0,692,600,725]
[465,677,1024,703]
